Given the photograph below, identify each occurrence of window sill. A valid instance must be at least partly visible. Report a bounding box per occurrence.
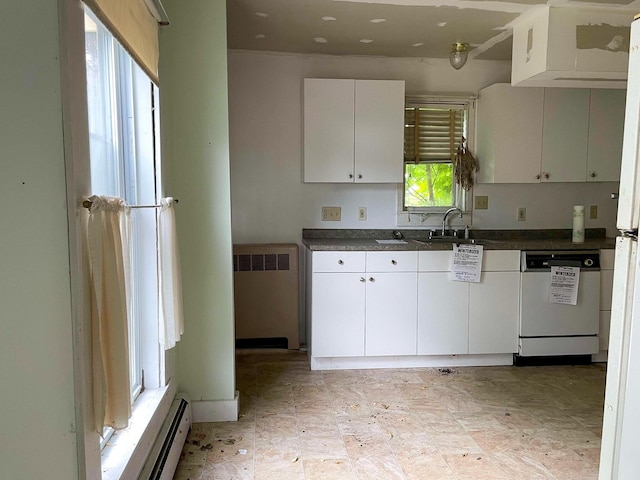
[101,384,173,480]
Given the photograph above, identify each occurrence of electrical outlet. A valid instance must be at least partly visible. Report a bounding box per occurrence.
[517,207,526,222]
[358,207,367,221]
[590,205,598,220]
[475,195,489,210]
[321,206,341,221]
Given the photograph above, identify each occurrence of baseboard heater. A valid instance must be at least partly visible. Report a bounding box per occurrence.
[138,394,191,480]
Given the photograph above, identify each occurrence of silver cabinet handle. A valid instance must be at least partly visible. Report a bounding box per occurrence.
[338,260,344,265]
[369,277,375,282]
[359,277,366,282]
[391,260,397,265]
[590,171,597,178]
[535,174,540,180]
[348,173,353,179]
[357,174,363,179]
[543,172,550,180]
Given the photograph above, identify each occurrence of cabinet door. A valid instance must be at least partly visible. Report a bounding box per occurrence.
[417,273,469,355]
[365,272,417,356]
[541,88,590,182]
[468,272,520,354]
[587,89,626,182]
[303,79,355,182]
[312,273,365,357]
[354,80,405,183]
[476,83,544,183]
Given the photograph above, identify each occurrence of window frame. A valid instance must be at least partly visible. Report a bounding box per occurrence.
[84,8,165,450]
[397,94,476,227]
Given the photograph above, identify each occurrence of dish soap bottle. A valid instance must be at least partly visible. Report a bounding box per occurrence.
[572,206,585,243]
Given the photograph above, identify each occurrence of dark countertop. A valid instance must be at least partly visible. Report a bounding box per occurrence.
[302,228,616,252]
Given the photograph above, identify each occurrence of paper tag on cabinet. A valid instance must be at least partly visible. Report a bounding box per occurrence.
[451,244,483,283]
[549,266,580,305]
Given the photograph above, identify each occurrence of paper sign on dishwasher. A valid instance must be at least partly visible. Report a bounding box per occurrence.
[549,266,580,305]
[451,244,483,283]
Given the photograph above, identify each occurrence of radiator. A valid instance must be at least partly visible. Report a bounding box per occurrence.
[138,394,191,480]
[233,243,300,349]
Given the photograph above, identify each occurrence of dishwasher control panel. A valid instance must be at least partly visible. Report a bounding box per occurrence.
[521,250,600,272]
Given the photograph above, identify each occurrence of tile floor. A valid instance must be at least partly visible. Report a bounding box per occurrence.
[174,350,606,480]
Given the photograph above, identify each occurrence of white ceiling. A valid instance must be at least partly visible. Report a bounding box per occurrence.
[226,0,639,61]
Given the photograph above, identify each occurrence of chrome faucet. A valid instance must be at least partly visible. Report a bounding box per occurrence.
[441,207,463,236]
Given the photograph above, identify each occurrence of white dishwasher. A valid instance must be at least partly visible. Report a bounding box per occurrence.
[517,250,600,364]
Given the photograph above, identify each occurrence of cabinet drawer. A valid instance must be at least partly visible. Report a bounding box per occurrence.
[366,251,418,272]
[312,251,365,272]
[419,250,520,272]
[418,251,452,272]
[482,251,520,271]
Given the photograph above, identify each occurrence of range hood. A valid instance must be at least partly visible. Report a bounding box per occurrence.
[511,6,633,89]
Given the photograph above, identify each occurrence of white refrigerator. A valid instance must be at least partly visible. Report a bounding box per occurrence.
[600,13,640,479]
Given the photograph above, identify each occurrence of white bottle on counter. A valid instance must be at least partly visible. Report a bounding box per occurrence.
[572,205,585,243]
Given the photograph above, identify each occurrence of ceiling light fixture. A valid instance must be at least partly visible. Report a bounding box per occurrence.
[449,42,469,70]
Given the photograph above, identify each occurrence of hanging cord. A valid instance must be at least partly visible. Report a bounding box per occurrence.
[454,136,479,191]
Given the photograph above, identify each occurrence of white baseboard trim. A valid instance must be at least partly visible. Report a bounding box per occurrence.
[192,391,239,422]
[310,354,513,371]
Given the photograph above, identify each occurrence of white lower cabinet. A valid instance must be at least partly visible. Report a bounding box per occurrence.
[469,272,520,354]
[310,251,417,357]
[309,249,520,361]
[311,272,365,357]
[597,249,615,359]
[418,250,520,356]
[366,272,417,356]
[418,272,469,355]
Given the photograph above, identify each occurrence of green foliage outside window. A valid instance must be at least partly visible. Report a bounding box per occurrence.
[404,163,453,208]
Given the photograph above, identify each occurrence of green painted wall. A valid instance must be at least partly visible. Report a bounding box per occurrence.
[159,0,236,401]
[0,2,78,478]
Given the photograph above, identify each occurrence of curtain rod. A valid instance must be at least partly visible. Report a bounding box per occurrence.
[82,199,179,209]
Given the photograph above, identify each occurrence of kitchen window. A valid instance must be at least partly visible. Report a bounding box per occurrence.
[400,96,475,223]
[85,8,163,442]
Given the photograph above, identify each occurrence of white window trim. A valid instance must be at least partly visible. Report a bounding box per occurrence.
[100,383,174,480]
[397,94,476,228]
[59,2,169,478]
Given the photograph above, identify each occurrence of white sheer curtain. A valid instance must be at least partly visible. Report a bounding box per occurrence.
[87,195,132,433]
[158,197,184,349]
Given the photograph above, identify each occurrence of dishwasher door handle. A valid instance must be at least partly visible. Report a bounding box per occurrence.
[547,259,582,268]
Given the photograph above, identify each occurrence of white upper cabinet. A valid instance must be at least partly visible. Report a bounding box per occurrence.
[587,89,626,182]
[303,79,405,183]
[303,79,355,183]
[354,80,405,183]
[541,88,590,182]
[476,83,545,183]
[477,83,625,184]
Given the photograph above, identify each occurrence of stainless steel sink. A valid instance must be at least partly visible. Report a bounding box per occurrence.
[413,238,502,246]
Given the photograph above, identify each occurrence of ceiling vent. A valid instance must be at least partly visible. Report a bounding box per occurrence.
[511,6,633,89]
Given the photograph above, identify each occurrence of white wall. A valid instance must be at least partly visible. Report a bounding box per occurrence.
[0,2,78,478]
[473,182,618,234]
[161,0,237,406]
[228,50,619,243]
